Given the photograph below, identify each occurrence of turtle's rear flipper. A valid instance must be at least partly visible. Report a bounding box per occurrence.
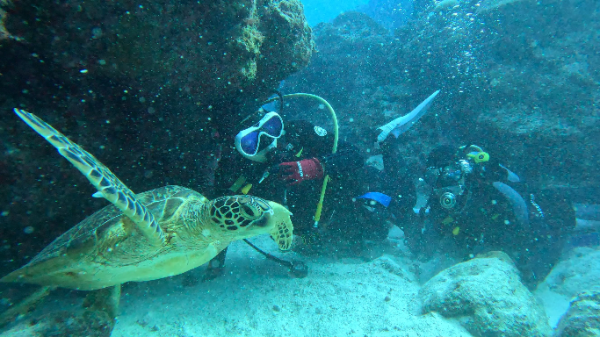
[83,284,121,321]
[14,109,166,246]
[0,286,52,327]
[0,285,118,336]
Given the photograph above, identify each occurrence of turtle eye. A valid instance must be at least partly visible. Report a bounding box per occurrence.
[241,203,256,217]
[251,215,269,228]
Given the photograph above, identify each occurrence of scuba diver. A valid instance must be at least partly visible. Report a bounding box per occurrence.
[202,93,364,280]
[350,89,587,287]
[404,144,576,286]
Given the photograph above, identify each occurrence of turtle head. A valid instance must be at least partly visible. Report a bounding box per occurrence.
[207,196,293,250]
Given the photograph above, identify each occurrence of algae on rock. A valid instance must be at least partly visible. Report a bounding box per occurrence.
[555,287,600,337]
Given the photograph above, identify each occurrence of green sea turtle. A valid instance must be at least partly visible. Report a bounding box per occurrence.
[0,109,294,323]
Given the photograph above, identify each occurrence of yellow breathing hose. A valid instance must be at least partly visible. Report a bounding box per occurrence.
[268,93,339,228]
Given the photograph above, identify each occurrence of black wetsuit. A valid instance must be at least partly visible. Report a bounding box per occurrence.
[405,156,576,286]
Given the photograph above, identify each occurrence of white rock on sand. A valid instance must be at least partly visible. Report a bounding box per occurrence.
[111,236,472,337]
[419,251,552,337]
[535,246,600,328]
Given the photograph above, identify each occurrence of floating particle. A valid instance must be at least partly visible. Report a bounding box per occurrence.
[80,69,88,73]
[91,27,103,39]
[24,226,34,234]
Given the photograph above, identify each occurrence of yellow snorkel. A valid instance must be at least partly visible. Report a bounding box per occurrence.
[264,93,339,228]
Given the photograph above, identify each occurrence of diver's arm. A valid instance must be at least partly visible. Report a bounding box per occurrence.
[318,141,363,178]
[479,157,520,183]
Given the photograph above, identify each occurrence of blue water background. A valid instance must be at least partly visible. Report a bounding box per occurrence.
[302,0,413,29]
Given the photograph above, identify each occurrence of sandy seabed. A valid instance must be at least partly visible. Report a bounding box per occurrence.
[3,226,588,337]
[111,233,472,337]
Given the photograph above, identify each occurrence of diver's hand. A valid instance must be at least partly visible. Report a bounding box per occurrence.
[278,158,324,185]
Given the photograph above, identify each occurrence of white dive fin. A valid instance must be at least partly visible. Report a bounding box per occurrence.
[377,90,440,143]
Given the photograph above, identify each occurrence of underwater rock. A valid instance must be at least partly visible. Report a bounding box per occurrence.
[542,247,600,300]
[285,11,437,172]
[0,4,9,42]
[0,310,114,337]
[554,287,600,337]
[0,283,120,337]
[0,0,314,277]
[286,0,600,190]
[419,251,552,337]
[476,0,528,13]
[1,0,314,103]
[399,0,600,188]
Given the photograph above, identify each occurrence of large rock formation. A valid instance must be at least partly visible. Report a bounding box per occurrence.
[285,0,600,189]
[1,0,314,103]
[0,0,313,276]
[419,251,552,337]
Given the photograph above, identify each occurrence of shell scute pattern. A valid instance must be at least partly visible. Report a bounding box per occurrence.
[28,206,123,266]
[26,186,198,268]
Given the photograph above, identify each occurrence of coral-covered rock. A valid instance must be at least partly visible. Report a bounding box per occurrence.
[0,310,113,337]
[284,11,438,178]
[0,0,313,277]
[286,0,600,190]
[555,287,600,337]
[0,5,9,42]
[419,251,552,337]
[2,0,314,103]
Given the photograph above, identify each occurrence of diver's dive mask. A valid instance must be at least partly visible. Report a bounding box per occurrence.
[234,112,284,163]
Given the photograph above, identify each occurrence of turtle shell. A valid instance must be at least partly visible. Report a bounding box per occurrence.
[29,185,201,266]
[0,186,209,289]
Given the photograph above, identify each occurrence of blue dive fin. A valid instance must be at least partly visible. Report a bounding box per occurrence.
[356,192,392,208]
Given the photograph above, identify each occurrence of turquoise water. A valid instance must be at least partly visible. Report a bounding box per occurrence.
[301,0,370,25]
[0,0,599,336]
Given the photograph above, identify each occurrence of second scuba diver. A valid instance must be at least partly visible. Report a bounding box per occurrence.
[402,144,576,287]
[350,90,576,287]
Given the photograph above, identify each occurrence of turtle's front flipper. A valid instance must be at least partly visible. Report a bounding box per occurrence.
[267,201,294,251]
[14,109,166,246]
